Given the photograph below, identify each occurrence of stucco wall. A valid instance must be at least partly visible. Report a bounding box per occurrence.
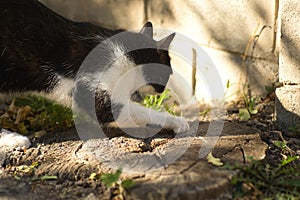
[39,0,279,103]
[275,0,300,129]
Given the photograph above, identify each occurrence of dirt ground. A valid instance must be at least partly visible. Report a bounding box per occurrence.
[0,99,299,200]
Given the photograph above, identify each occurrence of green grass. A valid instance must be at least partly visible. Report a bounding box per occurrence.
[238,84,259,121]
[0,90,177,135]
[142,89,177,116]
[226,143,300,199]
[90,169,134,199]
[0,95,73,134]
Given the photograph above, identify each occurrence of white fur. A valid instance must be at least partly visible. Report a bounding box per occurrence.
[1,40,190,134]
[116,102,189,133]
[93,45,190,133]
[0,129,31,149]
[0,75,74,107]
[48,74,74,106]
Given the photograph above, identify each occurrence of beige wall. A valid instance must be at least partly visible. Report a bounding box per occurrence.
[39,0,279,103]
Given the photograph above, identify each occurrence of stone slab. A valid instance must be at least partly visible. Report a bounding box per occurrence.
[275,85,300,129]
[147,0,276,57]
[38,0,279,103]
[39,0,145,29]
[4,122,267,199]
[76,122,267,199]
[169,41,278,104]
[195,47,278,102]
[279,0,300,84]
[39,0,277,57]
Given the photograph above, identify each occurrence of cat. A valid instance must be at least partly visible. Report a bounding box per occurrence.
[0,0,189,147]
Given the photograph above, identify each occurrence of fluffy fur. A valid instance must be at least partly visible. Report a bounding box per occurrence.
[0,0,189,143]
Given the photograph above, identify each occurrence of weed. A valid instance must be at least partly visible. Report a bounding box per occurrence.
[100,169,134,189]
[31,175,58,181]
[238,84,259,121]
[199,108,211,117]
[288,124,300,132]
[227,141,300,199]
[265,83,277,94]
[0,95,74,134]
[13,161,39,180]
[274,140,287,150]
[90,169,134,199]
[142,89,177,116]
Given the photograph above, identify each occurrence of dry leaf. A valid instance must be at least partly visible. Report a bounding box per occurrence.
[207,152,223,166]
[0,112,13,129]
[15,105,31,124]
[7,99,17,116]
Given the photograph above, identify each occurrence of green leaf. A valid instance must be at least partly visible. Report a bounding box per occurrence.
[40,175,58,181]
[265,85,275,93]
[101,169,122,188]
[15,97,34,107]
[31,162,39,168]
[31,175,58,181]
[239,108,251,121]
[199,108,211,117]
[282,179,300,187]
[16,123,28,135]
[16,165,33,173]
[274,141,287,149]
[249,97,257,106]
[14,174,21,180]
[280,155,299,168]
[288,125,299,132]
[157,89,170,107]
[249,109,258,115]
[142,89,176,115]
[121,179,134,189]
[226,80,231,89]
[222,163,238,170]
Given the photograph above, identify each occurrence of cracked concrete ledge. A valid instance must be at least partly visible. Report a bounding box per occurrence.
[1,122,267,199]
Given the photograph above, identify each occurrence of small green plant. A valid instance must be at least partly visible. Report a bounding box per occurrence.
[239,84,259,121]
[227,142,300,199]
[199,108,211,117]
[274,140,287,150]
[142,89,177,115]
[90,169,134,199]
[13,161,40,180]
[16,95,73,130]
[100,169,134,189]
[265,83,276,94]
[0,95,74,134]
[31,175,58,182]
[288,124,300,132]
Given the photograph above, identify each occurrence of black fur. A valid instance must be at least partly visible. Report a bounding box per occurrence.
[0,0,122,92]
[0,0,175,125]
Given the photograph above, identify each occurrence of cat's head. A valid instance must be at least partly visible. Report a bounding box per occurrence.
[126,22,175,93]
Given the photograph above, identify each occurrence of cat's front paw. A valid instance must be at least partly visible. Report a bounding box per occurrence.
[172,116,190,133]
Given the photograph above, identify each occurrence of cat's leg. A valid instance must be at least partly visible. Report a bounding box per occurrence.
[115,102,189,133]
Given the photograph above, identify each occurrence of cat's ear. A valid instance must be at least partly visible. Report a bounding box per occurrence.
[158,33,176,50]
[140,21,153,38]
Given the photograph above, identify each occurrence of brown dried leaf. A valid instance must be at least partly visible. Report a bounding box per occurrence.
[7,99,17,116]
[207,152,223,166]
[0,113,14,129]
[15,106,31,124]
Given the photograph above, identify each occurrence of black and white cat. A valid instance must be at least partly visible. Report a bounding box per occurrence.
[0,0,189,148]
